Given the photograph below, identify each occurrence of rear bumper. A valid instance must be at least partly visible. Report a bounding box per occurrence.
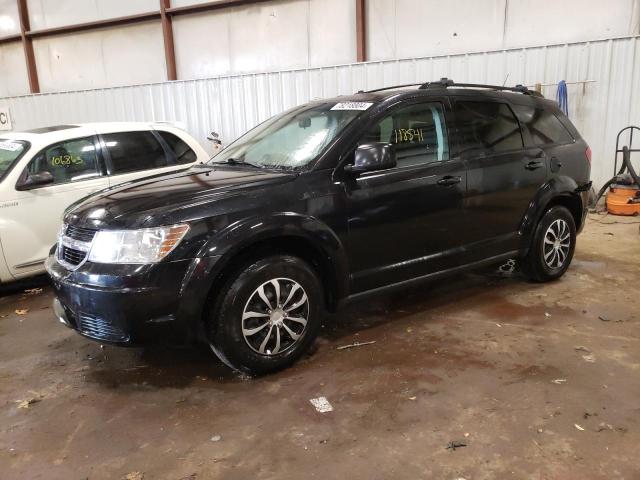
[46,254,221,346]
[577,185,591,234]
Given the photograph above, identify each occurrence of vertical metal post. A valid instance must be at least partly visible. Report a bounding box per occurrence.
[17,0,40,94]
[160,0,177,81]
[356,0,366,62]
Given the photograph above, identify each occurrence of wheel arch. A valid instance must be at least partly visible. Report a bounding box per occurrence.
[199,214,349,332]
[520,176,585,242]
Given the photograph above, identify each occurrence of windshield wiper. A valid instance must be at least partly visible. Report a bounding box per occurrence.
[210,158,264,169]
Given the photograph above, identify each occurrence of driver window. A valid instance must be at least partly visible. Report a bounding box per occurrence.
[360,102,449,168]
[26,137,101,186]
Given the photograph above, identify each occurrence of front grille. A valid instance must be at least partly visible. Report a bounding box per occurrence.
[65,225,97,243]
[60,245,86,266]
[77,313,129,342]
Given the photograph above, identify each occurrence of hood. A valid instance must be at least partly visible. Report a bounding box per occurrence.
[66,166,296,229]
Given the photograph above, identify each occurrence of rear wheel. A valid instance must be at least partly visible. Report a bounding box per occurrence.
[209,255,323,375]
[521,205,576,282]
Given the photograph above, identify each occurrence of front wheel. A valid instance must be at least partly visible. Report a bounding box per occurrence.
[209,255,323,375]
[521,205,576,282]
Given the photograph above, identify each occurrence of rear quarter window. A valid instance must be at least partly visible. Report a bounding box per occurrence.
[454,101,523,155]
[157,131,197,165]
[512,105,574,146]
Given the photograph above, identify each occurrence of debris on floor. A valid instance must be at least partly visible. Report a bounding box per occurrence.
[123,472,144,480]
[14,309,28,315]
[446,440,468,451]
[16,393,43,409]
[596,422,614,432]
[309,397,333,413]
[552,378,567,384]
[24,288,43,295]
[210,435,222,442]
[574,346,596,362]
[336,340,376,350]
[575,424,585,431]
[598,315,624,323]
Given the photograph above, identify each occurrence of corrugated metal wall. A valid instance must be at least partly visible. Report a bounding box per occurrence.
[2,35,639,188]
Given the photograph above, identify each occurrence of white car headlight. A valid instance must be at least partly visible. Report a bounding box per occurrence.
[88,224,190,264]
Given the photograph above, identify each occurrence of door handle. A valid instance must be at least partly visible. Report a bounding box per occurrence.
[437,175,461,186]
[525,161,544,171]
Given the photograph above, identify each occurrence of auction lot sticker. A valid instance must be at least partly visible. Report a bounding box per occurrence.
[0,141,21,151]
[331,102,373,111]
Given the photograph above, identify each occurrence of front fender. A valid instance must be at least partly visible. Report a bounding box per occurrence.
[197,212,350,300]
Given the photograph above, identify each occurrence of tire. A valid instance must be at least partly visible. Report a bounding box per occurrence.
[521,205,576,282]
[209,255,323,375]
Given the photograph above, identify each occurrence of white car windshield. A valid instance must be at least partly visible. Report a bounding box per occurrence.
[208,102,367,170]
[0,140,29,182]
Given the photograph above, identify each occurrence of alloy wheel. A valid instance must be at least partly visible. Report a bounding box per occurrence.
[543,218,571,269]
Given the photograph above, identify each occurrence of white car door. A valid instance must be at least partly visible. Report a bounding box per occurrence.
[100,129,198,188]
[2,135,108,279]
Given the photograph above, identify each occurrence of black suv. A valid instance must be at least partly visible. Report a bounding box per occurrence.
[46,79,591,374]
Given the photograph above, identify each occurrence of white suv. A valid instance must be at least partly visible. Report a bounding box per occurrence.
[0,122,209,283]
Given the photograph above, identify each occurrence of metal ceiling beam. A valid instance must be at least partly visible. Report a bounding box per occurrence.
[16,0,39,94]
[166,0,275,16]
[0,34,21,45]
[160,0,177,81]
[25,12,162,39]
[356,0,366,62]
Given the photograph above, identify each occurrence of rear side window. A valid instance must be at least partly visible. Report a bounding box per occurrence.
[26,137,101,186]
[102,131,168,175]
[454,101,523,155]
[157,131,197,165]
[512,105,574,146]
[361,102,449,167]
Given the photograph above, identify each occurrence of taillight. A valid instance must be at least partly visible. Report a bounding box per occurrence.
[585,147,592,165]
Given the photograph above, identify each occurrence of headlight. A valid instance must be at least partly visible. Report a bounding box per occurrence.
[88,224,190,264]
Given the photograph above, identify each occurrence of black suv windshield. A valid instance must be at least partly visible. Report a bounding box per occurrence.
[0,139,29,183]
[209,102,367,169]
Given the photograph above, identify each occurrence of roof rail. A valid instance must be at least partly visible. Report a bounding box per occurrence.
[359,78,542,97]
[359,82,424,94]
[419,77,542,96]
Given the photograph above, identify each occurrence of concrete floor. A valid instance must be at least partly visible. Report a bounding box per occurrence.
[1,214,639,480]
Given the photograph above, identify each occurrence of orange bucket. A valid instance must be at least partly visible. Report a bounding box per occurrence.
[606,186,640,216]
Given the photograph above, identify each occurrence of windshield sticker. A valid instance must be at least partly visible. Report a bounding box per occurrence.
[51,155,84,167]
[331,102,373,111]
[394,128,425,143]
[0,141,21,152]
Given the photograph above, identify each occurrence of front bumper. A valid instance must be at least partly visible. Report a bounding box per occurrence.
[46,254,221,346]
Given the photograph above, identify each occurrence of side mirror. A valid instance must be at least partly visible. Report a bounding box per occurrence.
[344,142,396,175]
[16,171,55,191]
